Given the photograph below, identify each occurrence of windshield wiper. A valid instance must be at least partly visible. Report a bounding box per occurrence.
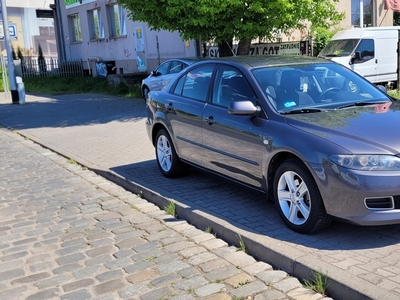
[281,108,326,115]
[337,101,390,109]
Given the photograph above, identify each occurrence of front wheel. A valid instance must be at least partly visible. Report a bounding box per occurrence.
[273,160,331,234]
[143,86,150,101]
[155,129,184,178]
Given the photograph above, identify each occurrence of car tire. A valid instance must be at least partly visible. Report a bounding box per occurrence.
[155,129,184,178]
[273,160,331,234]
[143,86,150,101]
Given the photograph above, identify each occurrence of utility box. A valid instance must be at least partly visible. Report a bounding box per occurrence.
[16,76,26,104]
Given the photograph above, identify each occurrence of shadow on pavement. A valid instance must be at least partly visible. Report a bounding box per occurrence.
[0,93,146,129]
[109,159,400,253]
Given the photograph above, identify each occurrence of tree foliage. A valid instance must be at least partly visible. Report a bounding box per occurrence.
[311,27,341,57]
[394,12,400,25]
[119,0,344,56]
[38,44,47,75]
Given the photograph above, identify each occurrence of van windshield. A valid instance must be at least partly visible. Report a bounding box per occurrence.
[318,39,360,57]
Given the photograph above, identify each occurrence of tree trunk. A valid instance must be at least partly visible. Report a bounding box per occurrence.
[237,38,251,55]
[218,41,234,57]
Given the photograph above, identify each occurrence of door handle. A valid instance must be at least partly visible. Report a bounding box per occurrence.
[203,115,215,125]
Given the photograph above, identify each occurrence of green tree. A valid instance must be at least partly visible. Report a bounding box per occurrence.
[11,46,17,60]
[394,12,400,25]
[17,46,24,61]
[38,44,47,76]
[311,27,341,57]
[118,0,344,56]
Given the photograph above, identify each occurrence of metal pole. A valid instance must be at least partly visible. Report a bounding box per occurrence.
[0,0,19,104]
[397,30,400,89]
[55,0,66,61]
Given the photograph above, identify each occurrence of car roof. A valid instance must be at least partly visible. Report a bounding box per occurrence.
[164,57,204,64]
[198,55,331,69]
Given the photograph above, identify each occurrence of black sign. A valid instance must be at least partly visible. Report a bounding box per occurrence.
[36,9,54,18]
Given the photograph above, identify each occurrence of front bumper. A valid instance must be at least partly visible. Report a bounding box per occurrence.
[317,161,400,226]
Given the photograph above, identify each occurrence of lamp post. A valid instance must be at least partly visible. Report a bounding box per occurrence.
[1,0,19,104]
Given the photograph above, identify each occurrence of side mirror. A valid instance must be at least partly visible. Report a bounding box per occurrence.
[350,51,361,65]
[151,70,161,76]
[228,101,261,115]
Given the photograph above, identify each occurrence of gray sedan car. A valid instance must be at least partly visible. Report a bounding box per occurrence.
[141,58,201,100]
[145,55,400,234]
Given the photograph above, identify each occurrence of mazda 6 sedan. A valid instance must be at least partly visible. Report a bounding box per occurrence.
[145,55,400,234]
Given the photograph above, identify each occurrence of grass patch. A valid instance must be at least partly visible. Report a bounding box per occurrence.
[205,226,213,233]
[205,225,216,237]
[238,279,250,286]
[163,201,177,218]
[236,234,247,253]
[67,158,77,164]
[303,270,329,295]
[23,76,142,98]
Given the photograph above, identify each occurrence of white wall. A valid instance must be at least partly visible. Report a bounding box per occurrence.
[7,0,54,8]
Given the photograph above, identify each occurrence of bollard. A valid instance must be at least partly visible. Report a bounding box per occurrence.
[16,76,26,104]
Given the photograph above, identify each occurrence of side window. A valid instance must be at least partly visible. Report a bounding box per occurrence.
[172,65,215,101]
[169,61,184,74]
[354,39,374,63]
[156,62,170,75]
[107,4,127,37]
[88,9,104,40]
[68,14,82,43]
[213,66,256,108]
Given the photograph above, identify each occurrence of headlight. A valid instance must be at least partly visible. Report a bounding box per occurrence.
[329,155,400,171]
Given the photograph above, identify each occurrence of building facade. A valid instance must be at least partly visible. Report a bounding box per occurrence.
[339,0,393,28]
[55,0,197,76]
[2,0,56,58]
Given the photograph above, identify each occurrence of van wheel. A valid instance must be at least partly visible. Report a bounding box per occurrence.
[155,129,184,178]
[273,160,331,234]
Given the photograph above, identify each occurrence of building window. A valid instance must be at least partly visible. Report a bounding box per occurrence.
[351,0,373,27]
[108,4,126,37]
[88,9,104,40]
[68,14,82,42]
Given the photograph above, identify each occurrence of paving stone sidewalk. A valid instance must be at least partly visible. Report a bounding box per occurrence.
[0,127,331,299]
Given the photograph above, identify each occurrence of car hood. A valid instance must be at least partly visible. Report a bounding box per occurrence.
[285,101,400,154]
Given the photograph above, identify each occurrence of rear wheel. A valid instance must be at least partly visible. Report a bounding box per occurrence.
[273,160,331,234]
[155,129,184,178]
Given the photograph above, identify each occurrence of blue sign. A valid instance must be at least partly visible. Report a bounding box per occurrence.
[9,25,16,37]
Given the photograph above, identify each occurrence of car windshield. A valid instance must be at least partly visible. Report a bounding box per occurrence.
[252,62,391,113]
[318,39,360,57]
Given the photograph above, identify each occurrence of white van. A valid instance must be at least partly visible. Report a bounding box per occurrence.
[318,26,400,85]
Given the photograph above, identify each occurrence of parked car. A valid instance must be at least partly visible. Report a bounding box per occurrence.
[141,58,202,100]
[145,55,400,234]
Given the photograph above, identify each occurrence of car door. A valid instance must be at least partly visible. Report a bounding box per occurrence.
[202,65,265,188]
[351,38,377,83]
[147,61,171,91]
[166,64,216,166]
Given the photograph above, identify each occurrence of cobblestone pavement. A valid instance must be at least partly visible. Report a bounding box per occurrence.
[1,93,400,300]
[0,124,330,299]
